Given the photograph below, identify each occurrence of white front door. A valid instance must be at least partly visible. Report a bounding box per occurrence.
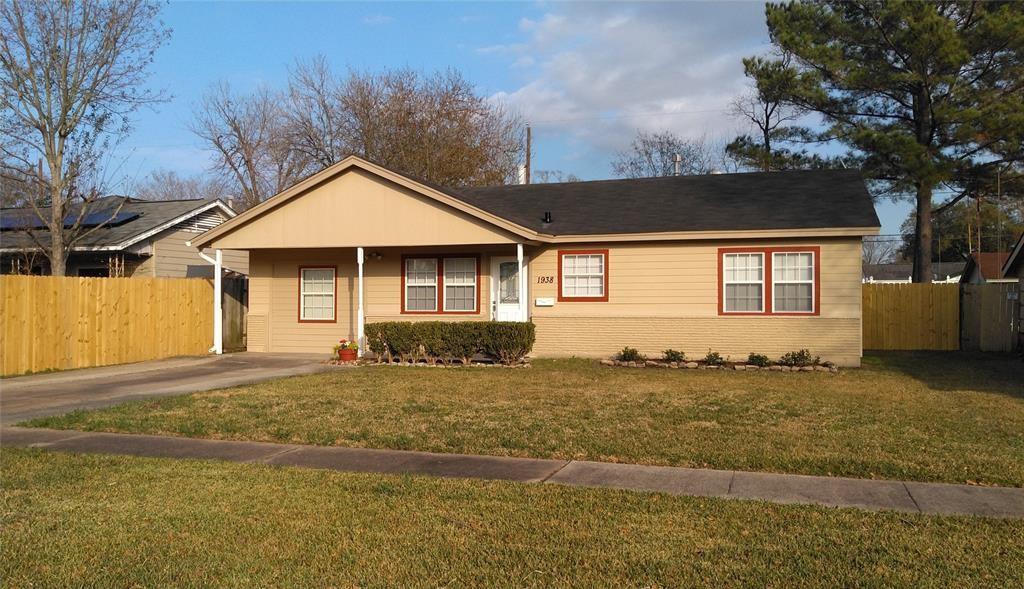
[491,256,527,321]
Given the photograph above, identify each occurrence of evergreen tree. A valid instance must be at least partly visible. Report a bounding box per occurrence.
[747,1,1024,282]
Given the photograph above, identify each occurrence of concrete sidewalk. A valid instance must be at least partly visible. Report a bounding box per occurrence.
[4,426,1022,519]
[0,353,331,425]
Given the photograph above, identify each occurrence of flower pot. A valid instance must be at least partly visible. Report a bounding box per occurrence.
[338,348,357,362]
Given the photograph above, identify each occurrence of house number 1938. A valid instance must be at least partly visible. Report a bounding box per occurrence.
[536,276,555,284]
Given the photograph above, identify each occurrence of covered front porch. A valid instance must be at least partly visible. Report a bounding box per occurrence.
[211,243,534,356]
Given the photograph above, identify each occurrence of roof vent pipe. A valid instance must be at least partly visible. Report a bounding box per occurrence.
[542,211,552,224]
[517,165,527,185]
[673,153,682,176]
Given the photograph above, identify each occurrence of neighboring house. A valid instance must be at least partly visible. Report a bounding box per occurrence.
[959,252,1013,284]
[1001,232,1024,280]
[863,261,965,283]
[0,197,247,277]
[191,156,880,366]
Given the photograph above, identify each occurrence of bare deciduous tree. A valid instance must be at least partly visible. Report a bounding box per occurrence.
[862,237,899,266]
[193,60,524,205]
[130,169,232,202]
[611,131,725,179]
[0,0,169,275]
[533,170,581,184]
[191,83,310,209]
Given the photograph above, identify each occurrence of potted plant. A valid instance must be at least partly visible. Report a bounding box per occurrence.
[333,339,358,362]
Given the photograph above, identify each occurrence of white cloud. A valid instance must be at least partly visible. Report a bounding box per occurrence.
[489,3,771,153]
[362,14,394,26]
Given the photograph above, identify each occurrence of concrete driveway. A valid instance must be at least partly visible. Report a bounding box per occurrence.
[0,353,331,425]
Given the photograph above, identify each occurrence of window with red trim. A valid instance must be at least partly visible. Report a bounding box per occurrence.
[718,247,820,316]
[558,249,609,302]
[401,255,480,314]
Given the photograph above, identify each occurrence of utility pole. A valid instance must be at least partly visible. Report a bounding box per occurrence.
[525,124,531,185]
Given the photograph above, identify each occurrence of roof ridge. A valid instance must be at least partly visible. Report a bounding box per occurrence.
[460,168,860,192]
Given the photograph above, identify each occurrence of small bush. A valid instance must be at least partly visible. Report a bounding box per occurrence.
[779,349,819,367]
[747,353,771,367]
[662,349,685,363]
[365,321,534,365]
[703,349,724,366]
[479,322,536,365]
[618,347,645,362]
[438,321,482,365]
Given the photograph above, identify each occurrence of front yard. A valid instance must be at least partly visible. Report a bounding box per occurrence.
[26,352,1024,486]
[3,449,1022,587]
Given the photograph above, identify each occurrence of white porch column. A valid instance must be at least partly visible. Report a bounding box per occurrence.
[213,249,223,355]
[357,247,365,357]
[517,243,526,322]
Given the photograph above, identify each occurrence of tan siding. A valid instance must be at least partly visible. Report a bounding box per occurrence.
[526,238,862,319]
[151,229,249,277]
[531,316,862,366]
[247,237,864,364]
[249,247,502,353]
[212,169,519,249]
[524,238,863,365]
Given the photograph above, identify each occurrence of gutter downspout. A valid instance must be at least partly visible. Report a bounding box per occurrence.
[196,249,224,354]
[357,247,365,358]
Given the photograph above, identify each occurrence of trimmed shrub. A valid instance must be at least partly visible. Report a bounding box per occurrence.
[703,349,724,366]
[480,322,536,365]
[365,322,417,362]
[747,353,771,367]
[618,347,645,362]
[438,321,483,365]
[411,322,443,362]
[779,349,819,367]
[662,349,685,363]
[364,321,534,365]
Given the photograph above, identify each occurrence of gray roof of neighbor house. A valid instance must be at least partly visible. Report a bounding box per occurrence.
[0,196,233,252]
[454,169,880,235]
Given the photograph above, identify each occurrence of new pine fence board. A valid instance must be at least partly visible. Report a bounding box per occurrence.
[0,276,214,376]
[862,283,959,351]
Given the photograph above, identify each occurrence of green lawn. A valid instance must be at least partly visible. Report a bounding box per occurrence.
[25,352,1024,486]
[3,449,1022,588]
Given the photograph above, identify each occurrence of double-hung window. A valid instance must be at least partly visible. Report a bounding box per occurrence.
[719,248,818,315]
[559,250,608,301]
[773,252,815,313]
[722,253,764,313]
[404,258,438,312]
[444,257,477,312]
[403,256,478,313]
[299,266,336,321]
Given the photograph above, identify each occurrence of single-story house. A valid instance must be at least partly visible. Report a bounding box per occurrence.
[959,252,1014,284]
[999,233,1024,280]
[0,196,247,277]
[191,156,880,366]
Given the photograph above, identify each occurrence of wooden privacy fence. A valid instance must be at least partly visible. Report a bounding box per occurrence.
[0,275,213,376]
[862,283,960,350]
[962,282,1021,353]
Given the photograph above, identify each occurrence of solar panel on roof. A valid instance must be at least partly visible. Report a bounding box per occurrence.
[0,210,140,231]
[0,213,48,230]
[72,210,140,228]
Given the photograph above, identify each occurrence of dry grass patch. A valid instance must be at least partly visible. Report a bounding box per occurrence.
[3,449,1023,588]
[25,352,1024,485]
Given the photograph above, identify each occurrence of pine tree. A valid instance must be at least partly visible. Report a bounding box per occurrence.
[747,1,1024,282]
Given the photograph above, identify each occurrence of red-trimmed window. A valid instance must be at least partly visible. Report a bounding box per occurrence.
[298,266,336,322]
[558,249,609,302]
[402,255,480,314]
[718,247,820,316]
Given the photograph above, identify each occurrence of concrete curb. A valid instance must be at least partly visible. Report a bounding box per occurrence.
[4,427,1022,518]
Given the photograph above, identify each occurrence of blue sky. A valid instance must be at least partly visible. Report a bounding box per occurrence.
[117,1,909,234]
